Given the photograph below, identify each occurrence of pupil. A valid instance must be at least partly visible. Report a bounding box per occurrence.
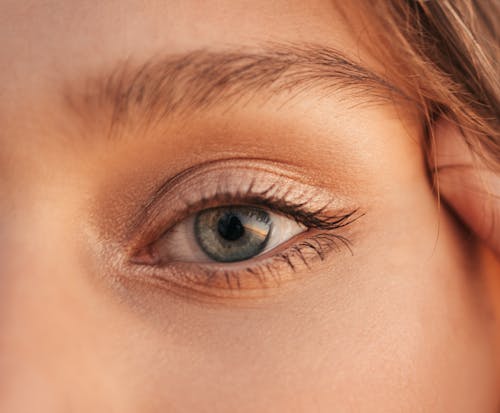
[218,213,245,241]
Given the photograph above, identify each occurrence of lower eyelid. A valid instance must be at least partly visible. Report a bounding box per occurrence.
[129,229,352,298]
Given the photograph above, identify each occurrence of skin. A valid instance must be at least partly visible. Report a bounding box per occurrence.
[0,1,499,412]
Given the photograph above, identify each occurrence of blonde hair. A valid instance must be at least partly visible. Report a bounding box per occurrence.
[352,0,499,170]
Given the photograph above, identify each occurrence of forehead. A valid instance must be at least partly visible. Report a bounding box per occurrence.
[0,1,376,102]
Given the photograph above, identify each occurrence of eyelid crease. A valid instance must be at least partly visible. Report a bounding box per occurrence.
[140,157,309,212]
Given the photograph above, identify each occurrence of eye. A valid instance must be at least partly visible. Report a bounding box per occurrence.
[125,160,362,296]
[151,205,306,264]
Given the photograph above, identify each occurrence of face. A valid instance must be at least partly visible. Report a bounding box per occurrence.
[1,1,499,412]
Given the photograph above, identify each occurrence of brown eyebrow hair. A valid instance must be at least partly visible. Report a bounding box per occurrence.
[63,43,408,134]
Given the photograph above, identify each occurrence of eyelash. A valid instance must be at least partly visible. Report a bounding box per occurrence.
[194,232,351,291]
[131,182,361,294]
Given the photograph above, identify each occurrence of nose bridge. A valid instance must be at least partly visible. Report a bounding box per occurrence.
[0,218,98,413]
[0,238,55,412]
[0,188,79,402]
[0,190,66,280]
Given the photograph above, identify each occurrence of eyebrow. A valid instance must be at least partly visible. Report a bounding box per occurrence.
[63,43,407,132]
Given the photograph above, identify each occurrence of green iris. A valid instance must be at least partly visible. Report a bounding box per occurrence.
[194,206,272,262]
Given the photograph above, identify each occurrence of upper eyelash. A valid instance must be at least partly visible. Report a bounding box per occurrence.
[177,180,362,232]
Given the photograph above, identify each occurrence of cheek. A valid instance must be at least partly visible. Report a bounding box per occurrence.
[326,176,498,411]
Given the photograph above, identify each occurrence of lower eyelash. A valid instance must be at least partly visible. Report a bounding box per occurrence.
[151,230,353,295]
[278,232,353,270]
[228,232,352,289]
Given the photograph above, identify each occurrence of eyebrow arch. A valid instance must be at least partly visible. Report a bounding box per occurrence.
[63,42,407,132]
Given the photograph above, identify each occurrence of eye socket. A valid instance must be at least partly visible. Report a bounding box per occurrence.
[148,205,306,265]
[122,161,362,296]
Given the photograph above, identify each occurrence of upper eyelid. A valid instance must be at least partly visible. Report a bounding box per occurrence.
[125,159,356,247]
[139,158,307,213]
